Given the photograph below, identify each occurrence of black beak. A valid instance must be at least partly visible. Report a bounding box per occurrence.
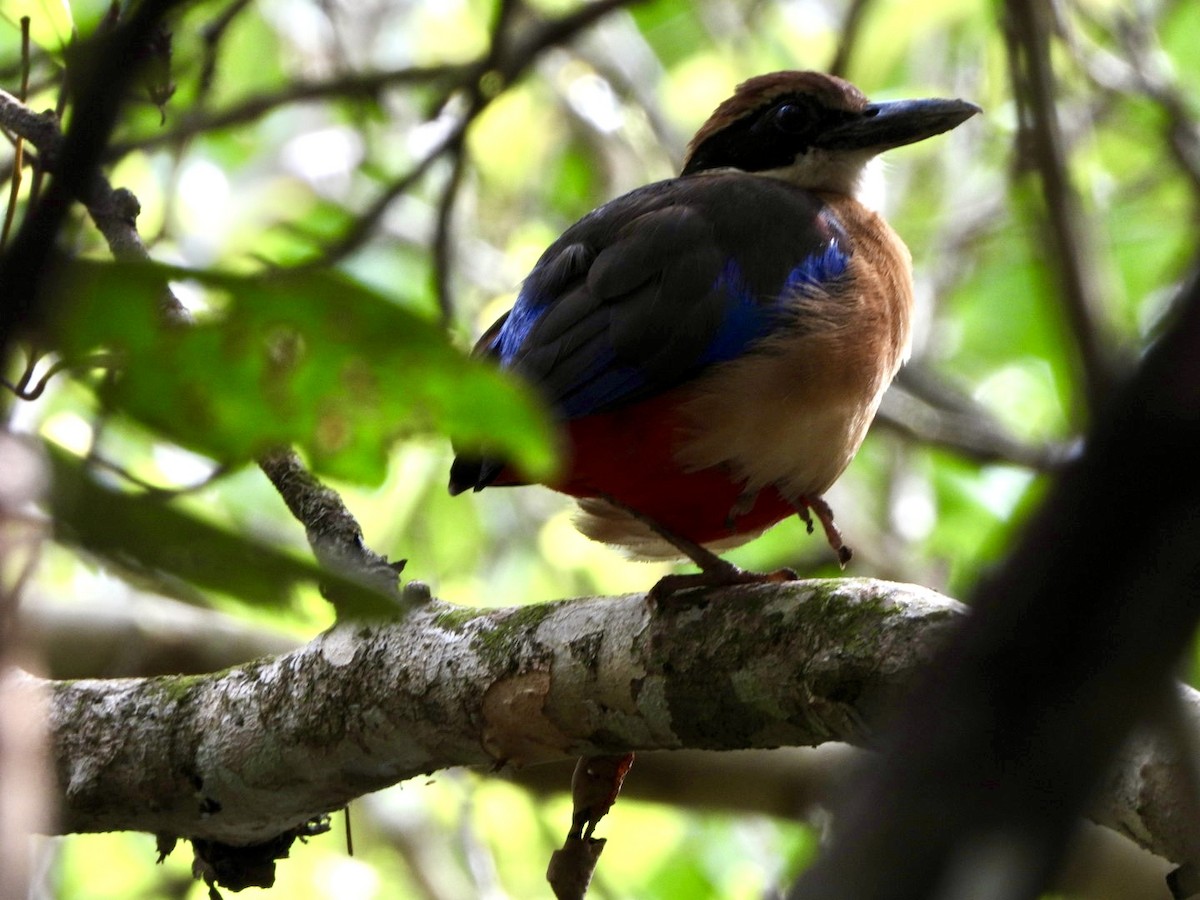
[815,97,981,152]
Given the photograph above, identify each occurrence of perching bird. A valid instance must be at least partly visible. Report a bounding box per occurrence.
[450,71,979,590]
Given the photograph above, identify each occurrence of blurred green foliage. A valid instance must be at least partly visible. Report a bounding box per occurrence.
[50,260,556,486]
[3,0,1198,896]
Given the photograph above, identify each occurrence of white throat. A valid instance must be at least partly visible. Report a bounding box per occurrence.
[757,151,884,207]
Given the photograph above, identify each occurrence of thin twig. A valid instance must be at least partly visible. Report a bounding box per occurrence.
[828,0,873,78]
[426,0,521,323]
[1,17,31,250]
[1003,0,1122,418]
[1,353,119,401]
[877,377,1073,472]
[308,118,467,266]
[85,453,230,497]
[308,0,647,267]
[432,141,468,325]
[104,64,474,161]
[197,0,254,97]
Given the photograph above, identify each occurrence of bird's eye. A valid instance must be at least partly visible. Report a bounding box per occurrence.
[772,103,809,133]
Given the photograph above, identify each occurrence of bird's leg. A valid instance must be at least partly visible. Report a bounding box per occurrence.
[604,495,738,576]
[793,502,815,535]
[724,489,759,530]
[793,495,852,568]
[597,494,796,601]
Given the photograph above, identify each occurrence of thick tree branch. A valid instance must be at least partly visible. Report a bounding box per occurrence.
[40,579,955,843]
[24,576,1200,876]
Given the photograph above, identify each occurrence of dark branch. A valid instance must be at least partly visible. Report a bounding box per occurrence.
[0,0,193,356]
[104,64,474,160]
[828,0,873,78]
[791,256,1200,898]
[1002,0,1124,419]
[308,0,647,265]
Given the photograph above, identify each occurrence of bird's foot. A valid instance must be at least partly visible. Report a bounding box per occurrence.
[594,492,799,603]
[794,502,815,534]
[723,490,759,529]
[649,563,798,603]
[793,495,852,568]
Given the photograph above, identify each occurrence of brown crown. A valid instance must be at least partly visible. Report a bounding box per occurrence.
[684,71,869,167]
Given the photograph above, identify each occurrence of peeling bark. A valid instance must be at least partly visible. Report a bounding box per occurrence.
[40,579,954,843]
[25,577,1200,875]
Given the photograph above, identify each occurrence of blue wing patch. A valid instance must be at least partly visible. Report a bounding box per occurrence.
[698,259,770,366]
[495,292,545,365]
[785,239,848,292]
[699,238,848,365]
[493,293,648,417]
[493,237,848,419]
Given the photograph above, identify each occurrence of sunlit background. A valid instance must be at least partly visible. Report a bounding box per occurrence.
[3,0,1198,895]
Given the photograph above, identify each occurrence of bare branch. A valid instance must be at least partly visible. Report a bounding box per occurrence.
[878,367,1075,472]
[0,87,188,325]
[0,0,195,355]
[40,579,958,842]
[1002,0,1124,417]
[104,64,475,160]
[431,143,468,324]
[1074,6,1200,195]
[828,0,873,78]
[18,590,299,679]
[26,576,1200,880]
[789,255,1200,898]
[197,0,256,97]
[308,0,647,265]
[257,448,414,615]
[0,89,60,152]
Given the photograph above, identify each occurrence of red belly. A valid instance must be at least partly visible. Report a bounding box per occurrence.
[546,389,795,544]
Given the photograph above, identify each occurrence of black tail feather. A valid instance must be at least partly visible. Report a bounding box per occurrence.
[448,456,508,495]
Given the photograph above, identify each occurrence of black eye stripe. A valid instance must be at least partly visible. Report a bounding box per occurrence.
[684,95,845,174]
[772,103,810,132]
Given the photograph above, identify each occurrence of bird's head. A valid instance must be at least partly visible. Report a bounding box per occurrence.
[682,71,980,197]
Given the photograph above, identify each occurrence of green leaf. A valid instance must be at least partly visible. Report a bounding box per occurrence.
[49,259,558,486]
[44,444,400,619]
[628,3,707,69]
[1,0,73,56]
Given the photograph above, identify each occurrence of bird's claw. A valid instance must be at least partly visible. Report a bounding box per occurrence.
[724,490,760,529]
[648,563,800,604]
[793,495,852,568]
[794,503,816,535]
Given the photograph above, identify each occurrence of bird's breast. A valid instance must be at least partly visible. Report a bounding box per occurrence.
[675,194,914,499]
